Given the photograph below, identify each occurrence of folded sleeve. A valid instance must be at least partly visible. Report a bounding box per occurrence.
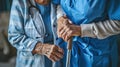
[57,5,65,19]
[81,20,120,39]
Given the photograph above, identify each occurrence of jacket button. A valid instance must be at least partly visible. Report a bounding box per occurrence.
[56,37,58,40]
[53,24,56,27]
[45,33,49,37]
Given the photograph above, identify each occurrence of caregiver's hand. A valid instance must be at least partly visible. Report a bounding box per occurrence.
[32,43,64,62]
[57,16,81,42]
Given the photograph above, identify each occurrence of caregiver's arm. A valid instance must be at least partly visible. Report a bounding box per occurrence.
[56,6,120,40]
[81,20,120,39]
[57,16,120,41]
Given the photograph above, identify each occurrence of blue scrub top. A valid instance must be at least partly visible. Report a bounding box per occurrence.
[53,0,120,67]
[36,3,53,67]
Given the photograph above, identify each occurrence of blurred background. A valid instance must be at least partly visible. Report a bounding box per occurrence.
[0,0,120,67]
[0,0,16,67]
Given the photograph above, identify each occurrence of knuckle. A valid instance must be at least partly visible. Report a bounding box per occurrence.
[70,30,73,34]
[51,51,54,55]
[53,45,56,49]
[49,55,52,58]
[50,49,54,53]
[48,55,50,58]
[68,33,71,37]
[69,27,71,30]
[51,45,55,49]
[67,27,70,30]
[49,50,53,54]
[66,25,69,28]
[52,45,57,51]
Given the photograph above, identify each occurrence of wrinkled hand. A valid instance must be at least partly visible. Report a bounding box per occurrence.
[32,43,64,62]
[57,16,81,42]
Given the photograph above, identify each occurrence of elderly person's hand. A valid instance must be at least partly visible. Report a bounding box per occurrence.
[57,16,81,42]
[32,43,64,62]
[35,0,50,5]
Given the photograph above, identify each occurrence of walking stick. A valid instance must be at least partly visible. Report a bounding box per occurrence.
[66,37,73,67]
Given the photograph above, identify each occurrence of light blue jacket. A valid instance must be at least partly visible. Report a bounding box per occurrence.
[8,0,58,67]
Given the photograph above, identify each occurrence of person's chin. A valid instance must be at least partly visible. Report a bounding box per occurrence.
[43,1,50,5]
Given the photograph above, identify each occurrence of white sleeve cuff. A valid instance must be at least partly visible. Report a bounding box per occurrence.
[81,24,96,38]
[57,5,65,19]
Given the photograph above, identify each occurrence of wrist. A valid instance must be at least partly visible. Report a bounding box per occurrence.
[32,42,43,54]
[77,26,81,36]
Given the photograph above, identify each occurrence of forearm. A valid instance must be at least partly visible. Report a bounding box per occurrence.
[56,6,120,39]
[81,20,120,39]
[8,32,38,52]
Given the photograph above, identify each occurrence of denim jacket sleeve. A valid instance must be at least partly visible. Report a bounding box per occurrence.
[8,0,39,56]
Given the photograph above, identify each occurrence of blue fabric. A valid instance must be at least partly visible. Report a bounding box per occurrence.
[108,0,120,20]
[36,4,53,67]
[61,0,107,24]
[52,0,60,4]
[36,3,54,43]
[60,0,120,24]
[54,0,120,67]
